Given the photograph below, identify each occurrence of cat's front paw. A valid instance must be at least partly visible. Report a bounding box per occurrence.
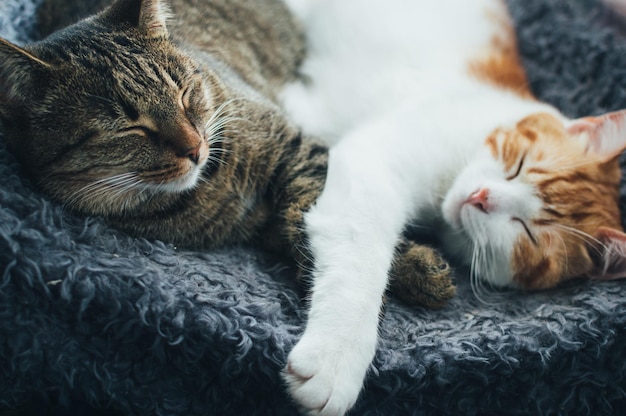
[284,331,374,416]
[389,240,456,308]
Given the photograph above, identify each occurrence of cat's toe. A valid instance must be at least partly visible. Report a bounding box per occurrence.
[389,242,456,308]
[284,361,331,413]
[283,332,373,416]
[420,262,456,307]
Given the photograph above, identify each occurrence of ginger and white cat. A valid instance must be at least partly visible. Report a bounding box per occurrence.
[281,0,626,414]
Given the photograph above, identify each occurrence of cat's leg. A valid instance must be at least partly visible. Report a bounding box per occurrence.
[388,238,456,308]
[284,128,414,416]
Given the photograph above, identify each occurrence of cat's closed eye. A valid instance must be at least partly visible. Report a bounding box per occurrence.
[179,80,212,122]
[506,152,526,181]
[180,85,193,110]
[511,216,536,245]
[119,126,158,140]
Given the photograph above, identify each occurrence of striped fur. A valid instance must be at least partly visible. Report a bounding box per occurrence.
[0,0,326,268]
[502,113,625,288]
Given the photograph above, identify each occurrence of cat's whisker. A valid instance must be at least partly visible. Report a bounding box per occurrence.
[295,251,315,275]
[205,116,245,135]
[471,248,493,305]
[208,129,239,140]
[77,172,136,193]
[207,138,235,153]
[203,129,237,170]
[204,115,244,157]
[468,242,510,306]
[549,229,569,275]
[206,154,230,169]
[208,108,243,122]
[203,98,247,128]
[71,172,147,210]
[207,153,229,163]
[208,146,233,155]
[197,175,212,186]
[111,178,144,199]
[470,246,489,304]
[464,214,519,305]
[68,172,138,206]
[294,243,316,274]
[201,102,245,144]
[87,184,135,209]
[550,223,608,255]
[210,98,239,115]
[551,223,601,245]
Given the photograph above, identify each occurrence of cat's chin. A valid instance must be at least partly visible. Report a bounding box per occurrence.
[147,164,204,194]
[440,205,519,288]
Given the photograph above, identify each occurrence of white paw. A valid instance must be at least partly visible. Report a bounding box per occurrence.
[284,331,376,416]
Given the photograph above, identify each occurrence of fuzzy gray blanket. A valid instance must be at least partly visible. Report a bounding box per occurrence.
[1,0,626,415]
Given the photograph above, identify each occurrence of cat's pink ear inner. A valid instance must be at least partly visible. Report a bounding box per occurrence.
[567,109,626,162]
[586,227,626,280]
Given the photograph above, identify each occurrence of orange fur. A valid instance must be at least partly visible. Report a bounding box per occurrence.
[485,130,500,158]
[485,113,624,289]
[468,0,533,99]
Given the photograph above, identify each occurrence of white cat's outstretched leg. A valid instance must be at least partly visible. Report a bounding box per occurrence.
[284,127,413,415]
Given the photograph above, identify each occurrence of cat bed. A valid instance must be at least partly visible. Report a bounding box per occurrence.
[1,0,626,414]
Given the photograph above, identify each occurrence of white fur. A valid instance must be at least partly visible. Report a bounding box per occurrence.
[281,0,565,414]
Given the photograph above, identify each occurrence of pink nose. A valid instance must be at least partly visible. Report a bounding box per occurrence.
[466,188,490,213]
[180,142,202,164]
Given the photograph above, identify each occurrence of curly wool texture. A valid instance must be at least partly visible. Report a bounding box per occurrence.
[1,0,626,414]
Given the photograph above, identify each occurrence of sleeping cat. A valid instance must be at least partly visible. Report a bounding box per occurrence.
[0,0,319,257]
[280,0,626,414]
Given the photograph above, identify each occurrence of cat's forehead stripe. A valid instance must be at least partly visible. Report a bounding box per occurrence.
[500,131,524,170]
[46,30,185,99]
[485,131,499,158]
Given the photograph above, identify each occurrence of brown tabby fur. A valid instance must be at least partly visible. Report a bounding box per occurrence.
[0,0,455,308]
[0,0,319,261]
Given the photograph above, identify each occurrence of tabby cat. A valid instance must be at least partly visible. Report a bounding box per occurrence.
[0,1,454,415]
[280,0,626,414]
[0,0,326,260]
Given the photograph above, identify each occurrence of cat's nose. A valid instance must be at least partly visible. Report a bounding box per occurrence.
[466,188,490,213]
[169,118,204,164]
[180,142,202,164]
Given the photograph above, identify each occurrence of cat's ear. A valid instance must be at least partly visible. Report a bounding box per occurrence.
[103,0,170,39]
[0,38,52,112]
[566,109,626,162]
[586,227,626,281]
